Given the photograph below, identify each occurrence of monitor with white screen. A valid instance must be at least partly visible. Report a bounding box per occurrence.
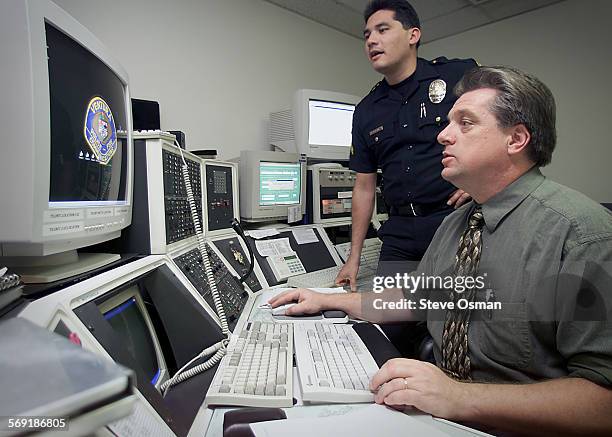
[0,0,133,282]
[239,151,306,222]
[270,89,360,161]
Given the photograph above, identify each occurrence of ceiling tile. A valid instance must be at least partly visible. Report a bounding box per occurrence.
[263,0,564,42]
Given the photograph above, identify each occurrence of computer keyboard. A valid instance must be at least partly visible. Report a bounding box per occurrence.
[205,321,293,407]
[335,238,382,271]
[294,322,379,403]
[287,264,377,289]
[287,265,342,288]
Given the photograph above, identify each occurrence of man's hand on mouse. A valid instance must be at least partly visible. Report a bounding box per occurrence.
[268,288,329,316]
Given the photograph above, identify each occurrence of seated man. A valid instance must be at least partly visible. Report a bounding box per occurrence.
[270,66,612,435]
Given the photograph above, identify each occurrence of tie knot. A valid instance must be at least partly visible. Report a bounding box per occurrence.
[468,206,484,229]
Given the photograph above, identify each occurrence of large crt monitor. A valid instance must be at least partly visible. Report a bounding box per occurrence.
[0,0,133,280]
[239,151,306,223]
[270,89,360,161]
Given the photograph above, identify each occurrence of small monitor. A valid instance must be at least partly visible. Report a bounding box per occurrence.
[239,151,306,223]
[270,89,360,161]
[98,286,168,390]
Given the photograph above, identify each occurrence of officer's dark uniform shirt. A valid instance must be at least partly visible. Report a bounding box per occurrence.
[350,57,477,261]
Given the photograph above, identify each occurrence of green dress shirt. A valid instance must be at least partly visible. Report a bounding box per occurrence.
[412,167,612,385]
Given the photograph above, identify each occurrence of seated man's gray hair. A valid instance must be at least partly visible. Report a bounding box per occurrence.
[455,66,556,167]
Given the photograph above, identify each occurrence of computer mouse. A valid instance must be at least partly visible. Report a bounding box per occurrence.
[271,303,296,316]
[322,310,347,319]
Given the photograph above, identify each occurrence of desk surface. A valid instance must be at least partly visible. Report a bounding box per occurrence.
[203,402,489,437]
[199,291,490,437]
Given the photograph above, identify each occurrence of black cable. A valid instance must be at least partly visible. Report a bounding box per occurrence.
[231,218,255,284]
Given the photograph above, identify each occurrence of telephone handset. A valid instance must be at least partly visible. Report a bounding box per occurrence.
[266,252,306,282]
[160,143,232,395]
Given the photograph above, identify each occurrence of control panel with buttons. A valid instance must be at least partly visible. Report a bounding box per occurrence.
[309,166,356,224]
[123,134,207,255]
[204,162,238,234]
[163,150,203,245]
[173,246,249,331]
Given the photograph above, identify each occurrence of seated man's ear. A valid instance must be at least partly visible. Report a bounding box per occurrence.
[507,124,531,156]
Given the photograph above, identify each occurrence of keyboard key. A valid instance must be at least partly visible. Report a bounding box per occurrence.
[256,382,265,395]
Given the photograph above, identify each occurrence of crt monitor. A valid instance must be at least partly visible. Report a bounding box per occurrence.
[239,151,306,223]
[0,0,133,281]
[98,285,168,391]
[270,89,360,161]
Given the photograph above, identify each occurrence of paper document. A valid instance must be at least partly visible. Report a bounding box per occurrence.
[287,205,301,223]
[292,228,319,244]
[255,238,293,257]
[251,404,451,437]
[247,229,280,239]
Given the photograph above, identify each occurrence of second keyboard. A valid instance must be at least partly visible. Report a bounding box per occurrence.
[294,322,379,403]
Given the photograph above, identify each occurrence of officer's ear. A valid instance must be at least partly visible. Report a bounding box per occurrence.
[507,124,531,157]
[408,27,421,46]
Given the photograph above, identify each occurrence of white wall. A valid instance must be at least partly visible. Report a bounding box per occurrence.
[53,0,379,160]
[420,0,612,202]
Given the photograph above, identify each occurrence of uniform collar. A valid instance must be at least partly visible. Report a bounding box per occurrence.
[371,57,440,102]
[480,166,545,232]
[414,57,439,82]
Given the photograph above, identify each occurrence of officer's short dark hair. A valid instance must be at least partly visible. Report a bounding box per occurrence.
[455,66,557,167]
[364,0,421,48]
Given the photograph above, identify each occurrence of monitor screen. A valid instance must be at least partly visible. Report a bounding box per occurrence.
[259,161,301,206]
[308,99,355,147]
[103,288,161,386]
[47,22,128,206]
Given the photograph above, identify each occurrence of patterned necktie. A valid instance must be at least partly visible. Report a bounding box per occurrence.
[441,206,485,380]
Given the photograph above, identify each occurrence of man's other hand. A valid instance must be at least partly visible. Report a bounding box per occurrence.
[447,189,471,208]
[370,358,468,420]
[335,257,360,291]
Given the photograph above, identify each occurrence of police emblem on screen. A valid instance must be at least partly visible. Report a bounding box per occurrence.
[84,96,117,165]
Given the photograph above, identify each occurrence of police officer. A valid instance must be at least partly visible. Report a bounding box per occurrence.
[334,1,475,356]
[335,0,476,290]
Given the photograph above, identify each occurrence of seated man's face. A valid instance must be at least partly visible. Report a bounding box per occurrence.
[437,88,514,186]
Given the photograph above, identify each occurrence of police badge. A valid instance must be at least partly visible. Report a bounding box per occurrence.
[428,79,447,104]
[84,96,118,165]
